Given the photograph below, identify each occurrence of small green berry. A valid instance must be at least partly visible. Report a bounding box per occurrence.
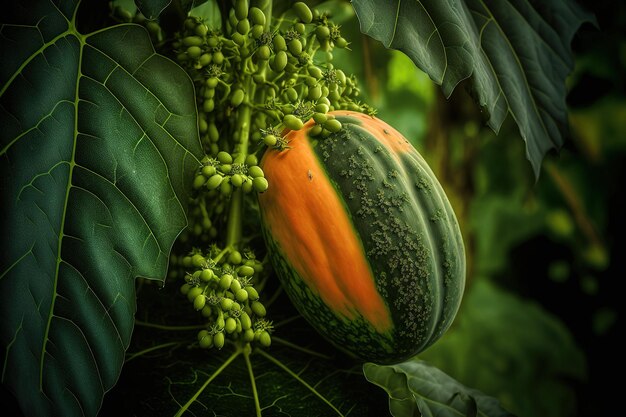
[193,294,206,310]
[225,317,237,334]
[293,2,313,23]
[206,174,223,190]
[252,177,269,193]
[259,330,271,347]
[283,114,304,130]
[235,288,249,302]
[248,165,264,178]
[213,332,225,349]
[251,300,266,317]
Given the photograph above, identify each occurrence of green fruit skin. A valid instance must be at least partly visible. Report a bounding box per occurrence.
[259,111,466,364]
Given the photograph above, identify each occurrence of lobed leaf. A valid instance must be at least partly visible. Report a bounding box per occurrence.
[0,1,203,415]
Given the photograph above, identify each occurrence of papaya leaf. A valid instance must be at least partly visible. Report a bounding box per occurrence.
[351,0,594,177]
[135,0,172,19]
[364,359,515,417]
[102,284,389,416]
[0,1,203,416]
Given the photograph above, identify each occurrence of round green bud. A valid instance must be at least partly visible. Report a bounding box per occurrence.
[220,178,232,195]
[324,118,342,133]
[206,77,219,89]
[335,37,348,48]
[207,36,219,48]
[186,46,202,58]
[251,300,266,317]
[251,24,264,39]
[336,69,347,85]
[257,45,271,60]
[235,288,249,302]
[253,177,269,193]
[263,134,277,147]
[293,2,313,23]
[272,51,288,72]
[202,98,215,113]
[202,165,216,177]
[229,250,243,265]
[237,18,250,35]
[203,87,215,99]
[193,294,206,310]
[220,297,234,311]
[183,36,204,46]
[287,39,302,56]
[225,317,237,334]
[216,313,225,329]
[193,174,207,189]
[198,53,212,66]
[273,35,287,51]
[206,174,223,190]
[198,332,213,348]
[243,178,253,193]
[202,305,213,318]
[230,278,242,293]
[238,265,255,277]
[198,329,209,341]
[231,173,244,188]
[243,328,255,342]
[219,274,234,290]
[283,114,304,130]
[309,124,323,137]
[213,50,225,64]
[235,0,248,19]
[308,85,322,100]
[308,65,323,79]
[232,31,245,46]
[191,253,206,267]
[318,96,331,107]
[217,151,233,164]
[187,286,203,302]
[213,332,225,349]
[230,89,245,107]
[248,165,264,178]
[199,117,209,133]
[245,286,259,301]
[305,76,318,87]
[245,154,258,166]
[315,25,330,40]
[312,112,327,124]
[286,87,298,102]
[249,7,266,25]
[180,283,191,295]
[208,123,219,141]
[315,103,329,113]
[240,312,252,330]
[220,164,232,174]
[259,330,271,347]
[182,256,193,268]
[294,22,306,34]
[200,268,214,282]
[195,23,209,37]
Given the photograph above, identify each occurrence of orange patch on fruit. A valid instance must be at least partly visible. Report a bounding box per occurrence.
[259,119,392,333]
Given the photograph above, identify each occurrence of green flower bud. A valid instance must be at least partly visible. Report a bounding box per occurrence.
[183,36,204,46]
[202,98,215,112]
[273,35,287,51]
[251,24,264,39]
[259,330,271,347]
[308,85,322,100]
[225,317,237,334]
[229,250,243,265]
[293,2,313,23]
[294,22,306,35]
[245,154,258,166]
[235,288,249,302]
[230,278,242,293]
[263,134,277,147]
[315,103,329,113]
[237,18,250,35]
[335,37,348,48]
[180,283,191,295]
[283,114,304,130]
[187,286,203,302]
[249,7,266,26]
[243,328,255,342]
[191,253,206,267]
[230,89,245,107]
[238,265,255,277]
[193,174,207,189]
[217,151,232,164]
[324,118,342,133]
[248,165,264,178]
[206,77,219,89]
[208,123,219,141]
[253,177,269,193]
[315,25,330,40]
[193,294,206,310]
[200,268,214,282]
[213,332,225,349]
[256,45,271,60]
[213,50,225,64]
[187,46,202,59]
[308,65,323,79]
[251,300,266,317]
[201,305,213,318]
[206,174,223,190]
[195,23,209,37]
[220,178,232,195]
[285,87,298,102]
[309,124,323,136]
[272,50,288,72]
[220,297,234,311]
[235,0,248,19]
[207,36,219,48]
[287,39,302,56]
[242,178,253,193]
[198,53,212,66]
[202,165,216,177]
[245,286,259,301]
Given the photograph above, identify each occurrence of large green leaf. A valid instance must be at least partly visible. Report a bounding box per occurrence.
[351,0,593,177]
[0,1,203,416]
[364,359,514,417]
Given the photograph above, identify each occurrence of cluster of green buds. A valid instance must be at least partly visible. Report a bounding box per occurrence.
[193,151,268,194]
[175,246,272,349]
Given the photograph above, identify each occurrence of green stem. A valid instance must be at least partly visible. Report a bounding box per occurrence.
[244,346,262,417]
[125,341,182,363]
[174,348,242,417]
